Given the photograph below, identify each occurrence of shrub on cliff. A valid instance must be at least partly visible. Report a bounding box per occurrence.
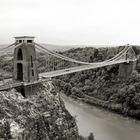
[0,120,11,140]
[88,132,94,140]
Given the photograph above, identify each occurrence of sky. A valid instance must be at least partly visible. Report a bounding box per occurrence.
[1,0,140,46]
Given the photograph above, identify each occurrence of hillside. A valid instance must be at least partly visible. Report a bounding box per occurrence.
[52,46,140,120]
[0,81,92,139]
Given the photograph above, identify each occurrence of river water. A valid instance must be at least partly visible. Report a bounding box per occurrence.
[62,95,140,140]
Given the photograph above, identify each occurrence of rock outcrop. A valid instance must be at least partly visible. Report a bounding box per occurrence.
[0,81,80,140]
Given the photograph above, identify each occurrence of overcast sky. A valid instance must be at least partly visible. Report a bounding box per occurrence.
[0,0,140,45]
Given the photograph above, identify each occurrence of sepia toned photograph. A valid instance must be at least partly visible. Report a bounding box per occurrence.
[0,0,140,140]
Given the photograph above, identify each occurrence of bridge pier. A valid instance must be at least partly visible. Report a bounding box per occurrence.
[15,83,42,97]
[23,83,42,97]
[118,61,137,78]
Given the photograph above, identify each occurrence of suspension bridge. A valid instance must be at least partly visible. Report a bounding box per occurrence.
[0,36,138,95]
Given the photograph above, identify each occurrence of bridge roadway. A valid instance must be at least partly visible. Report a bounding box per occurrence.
[0,79,51,91]
[39,59,128,78]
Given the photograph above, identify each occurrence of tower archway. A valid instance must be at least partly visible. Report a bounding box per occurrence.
[17,63,23,81]
[17,49,23,60]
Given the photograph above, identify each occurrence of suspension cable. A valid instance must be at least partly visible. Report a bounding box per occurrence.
[35,43,133,66]
[0,43,15,52]
[106,46,131,62]
[104,45,129,62]
[35,42,126,63]
[35,43,90,65]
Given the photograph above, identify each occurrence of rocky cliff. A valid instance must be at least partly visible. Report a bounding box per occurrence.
[0,81,81,140]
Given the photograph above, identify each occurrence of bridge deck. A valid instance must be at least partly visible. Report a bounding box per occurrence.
[0,78,51,91]
[39,59,127,78]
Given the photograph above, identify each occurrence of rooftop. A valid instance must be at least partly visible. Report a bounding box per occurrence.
[14,36,35,40]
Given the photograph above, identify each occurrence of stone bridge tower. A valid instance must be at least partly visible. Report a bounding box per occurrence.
[13,36,38,82]
[118,45,137,78]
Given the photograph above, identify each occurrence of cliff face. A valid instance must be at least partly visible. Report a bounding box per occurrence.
[0,82,79,140]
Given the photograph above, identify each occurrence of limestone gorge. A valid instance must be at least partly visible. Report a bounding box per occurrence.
[0,36,139,139]
[1,0,140,139]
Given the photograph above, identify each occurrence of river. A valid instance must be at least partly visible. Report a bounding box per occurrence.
[61,95,140,140]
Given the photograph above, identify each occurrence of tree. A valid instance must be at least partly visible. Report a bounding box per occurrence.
[23,115,48,140]
[0,120,11,140]
[63,83,72,96]
[88,132,94,140]
[71,87,84,98]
